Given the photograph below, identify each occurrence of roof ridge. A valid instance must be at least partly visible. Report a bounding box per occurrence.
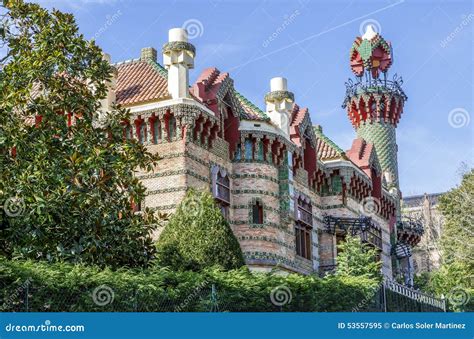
[233,89,269,121]
[314,125,345,156]
[112,58,141,66]
[143,58,168,78]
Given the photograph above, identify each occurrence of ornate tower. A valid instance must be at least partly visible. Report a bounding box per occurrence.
[343,25,407,201]
[343,25,424,286]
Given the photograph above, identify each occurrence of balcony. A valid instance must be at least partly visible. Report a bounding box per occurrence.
[323,215,382,250]
[342,75,407,108]
[397,216,424,246]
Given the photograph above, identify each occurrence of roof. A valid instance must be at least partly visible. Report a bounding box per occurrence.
[115,59,169,106]
[314,125,345,160]
[402,193,444,208]
[233,90,269,121]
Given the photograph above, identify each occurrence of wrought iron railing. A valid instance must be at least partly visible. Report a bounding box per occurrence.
[342,74,407,108]
[396,216,424,236]
[384,280,446,311]
[323,215,382,250]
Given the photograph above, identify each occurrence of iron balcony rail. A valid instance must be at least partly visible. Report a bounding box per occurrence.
[342,74,407,108]
[384,279,446,311]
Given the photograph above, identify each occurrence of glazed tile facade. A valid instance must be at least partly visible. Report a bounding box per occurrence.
[107,26,423,279]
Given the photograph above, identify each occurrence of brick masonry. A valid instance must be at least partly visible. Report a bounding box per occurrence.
[136,130,393,275]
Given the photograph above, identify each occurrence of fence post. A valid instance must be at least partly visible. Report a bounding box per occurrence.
[25,283,29,312]
[209,284,219,312]
[382,283,387,312]
[133,289,138,312]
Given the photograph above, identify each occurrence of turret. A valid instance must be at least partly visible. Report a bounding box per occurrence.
[343,24,406,193]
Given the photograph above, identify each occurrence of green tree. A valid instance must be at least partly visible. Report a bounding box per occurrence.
[0,0,160,268]
[335,235,381,281]
[156,189,245,271]
[430,169,474,311]
[438,169,473,267]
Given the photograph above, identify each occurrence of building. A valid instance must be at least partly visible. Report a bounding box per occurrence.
[104,25,423,280]
[402,193,444,275]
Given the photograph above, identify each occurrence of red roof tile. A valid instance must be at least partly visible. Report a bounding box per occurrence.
[314,125,345,160]
[115,60,169,106]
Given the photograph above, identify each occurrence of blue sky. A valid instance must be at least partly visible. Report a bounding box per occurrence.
[33,0,473,196]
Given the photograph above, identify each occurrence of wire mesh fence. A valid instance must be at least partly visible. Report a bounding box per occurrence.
[0,280,445,312]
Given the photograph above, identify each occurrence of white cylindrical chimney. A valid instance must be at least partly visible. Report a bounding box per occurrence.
[270,77,287,91]
[169,28,188,42]
[265,77,294,137]
[163,28,195,100]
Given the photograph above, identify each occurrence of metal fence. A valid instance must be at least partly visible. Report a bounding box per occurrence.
[1,280,445,312]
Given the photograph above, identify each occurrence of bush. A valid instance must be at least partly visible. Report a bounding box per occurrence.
[155,189,245,271]
[336,235,382,281]
[0,257,379,312]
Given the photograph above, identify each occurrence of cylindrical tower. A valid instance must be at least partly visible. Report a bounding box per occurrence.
[343,25,407,196]
[343,25,418,285]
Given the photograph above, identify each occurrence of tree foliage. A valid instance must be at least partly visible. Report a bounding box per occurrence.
[0,256,379,312]
[156,189,245,271]
[427,169,474,311]
[335,235,382,281]
[438,169,473,267]
[0,0,160,268]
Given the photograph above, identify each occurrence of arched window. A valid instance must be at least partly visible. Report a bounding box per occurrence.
[211,165,230,220]
[138,121,147,144]
[244,138,253,160]
[125,124,133,140]
[256,140,264,161]
[331,175,342,194]
[234,144,242,161]
[252,200,263,224]
[321,182,329,196]
[168,116,176,140]
[152,119,161,144]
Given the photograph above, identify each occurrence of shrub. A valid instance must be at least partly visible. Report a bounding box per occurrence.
[0,257,378,312]
[155,189,245,271]
[336,235,382,281]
